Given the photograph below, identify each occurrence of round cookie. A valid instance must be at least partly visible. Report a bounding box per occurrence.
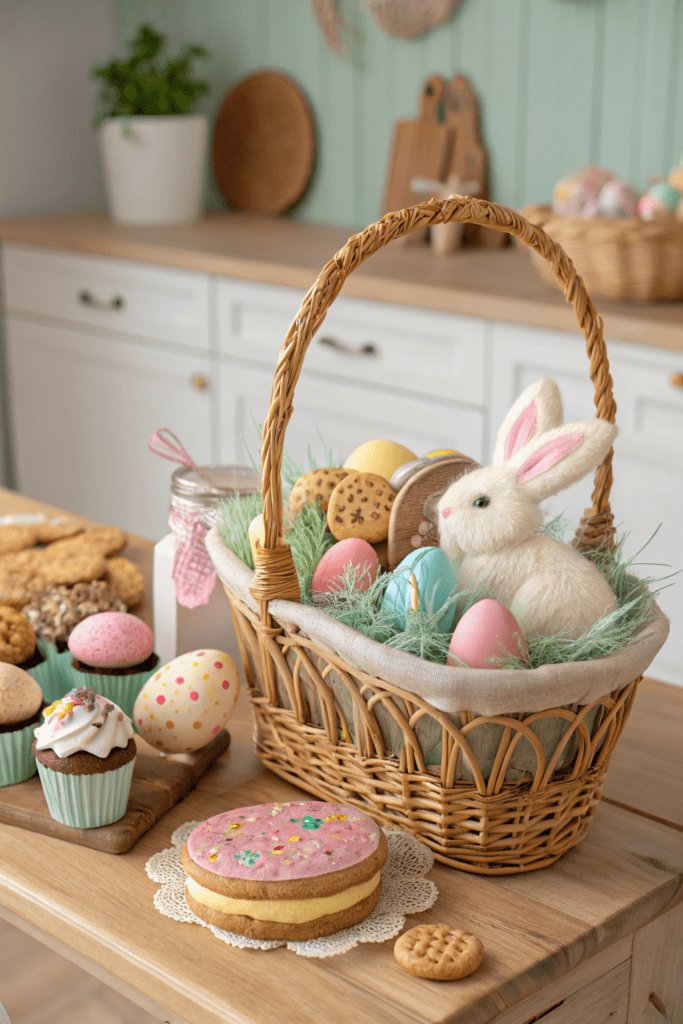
[39,547,107,587]
[394,925,484,981]
[34,519,84,544]
[181,800,387,941]
[288,467,349,517]
[46,526,127,558]
[0,525,40,557]
[327,472,397,543]
[0,606,36,665]
[0,552,47,609]
[102,557,145,607]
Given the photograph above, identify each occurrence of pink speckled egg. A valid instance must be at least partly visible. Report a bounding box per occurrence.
[133,649,240,753]
[311,539,379,596]
[68,612,155,668]
[447,599,529,669]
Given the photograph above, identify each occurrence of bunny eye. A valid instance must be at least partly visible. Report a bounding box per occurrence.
[473,496,490,508]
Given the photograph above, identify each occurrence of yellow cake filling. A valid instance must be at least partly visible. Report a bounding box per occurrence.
[186,871,381,923]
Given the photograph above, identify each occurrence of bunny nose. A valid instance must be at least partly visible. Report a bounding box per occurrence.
[441,507,452,519]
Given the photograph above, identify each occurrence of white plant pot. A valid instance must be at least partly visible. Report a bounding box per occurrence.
[99,114,209,226]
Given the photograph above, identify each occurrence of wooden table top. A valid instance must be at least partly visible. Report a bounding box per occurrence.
[1,210,683,352]
[0,489,681,1024]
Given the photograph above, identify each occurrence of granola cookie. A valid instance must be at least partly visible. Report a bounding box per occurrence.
[0,605,37,664]
[0,524,40,557]
[34,518,84,544]
[45,526,127,559]
[102,557,145,607]
[0,552,47,608]
[39,547,107,586]
[394,925,484,981]
[22,581,127,644]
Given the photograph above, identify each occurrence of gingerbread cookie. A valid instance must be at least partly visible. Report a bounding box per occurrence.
[289,468,349,517]
[394,925,484,981]
[327,472,397,543]
[0,606,37,665]
[103,557,145,607]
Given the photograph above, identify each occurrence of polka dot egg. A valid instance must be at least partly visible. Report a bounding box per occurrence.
[133,649,240,753]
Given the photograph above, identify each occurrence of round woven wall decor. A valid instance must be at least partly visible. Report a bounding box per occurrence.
[212,71,315,215]
[362,0,462,38]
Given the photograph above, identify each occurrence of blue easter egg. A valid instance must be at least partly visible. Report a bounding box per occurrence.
[382,547,458,632]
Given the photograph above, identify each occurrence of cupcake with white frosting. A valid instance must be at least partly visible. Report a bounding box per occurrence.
[0,663,45,785]
[33,686,136,827]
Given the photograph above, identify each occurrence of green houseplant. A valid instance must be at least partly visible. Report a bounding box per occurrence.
[93,24,211,226]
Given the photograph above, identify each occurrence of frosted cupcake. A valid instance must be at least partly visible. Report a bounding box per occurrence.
[33,686,136,827]
[67,612,157,720]
[0,663,44,785]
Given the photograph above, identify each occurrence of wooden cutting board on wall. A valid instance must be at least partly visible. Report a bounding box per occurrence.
[382,74,452,220]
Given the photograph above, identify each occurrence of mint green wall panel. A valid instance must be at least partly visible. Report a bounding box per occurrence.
[113,0,683,230]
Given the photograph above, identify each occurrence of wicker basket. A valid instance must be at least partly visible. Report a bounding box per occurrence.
[209,196,670,874]
[519,203,683,301]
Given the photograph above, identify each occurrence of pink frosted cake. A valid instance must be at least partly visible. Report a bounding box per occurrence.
[181,800,387,940]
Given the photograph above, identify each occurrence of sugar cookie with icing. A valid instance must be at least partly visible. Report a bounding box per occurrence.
[181,800,387,940]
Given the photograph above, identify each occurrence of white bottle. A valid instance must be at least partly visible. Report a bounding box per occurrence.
[153,465,260,665]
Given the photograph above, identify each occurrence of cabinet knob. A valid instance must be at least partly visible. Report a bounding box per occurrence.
[318,336,378,357]
[190,373,208,390]
[670,372,683,389]
[78,290,124,311]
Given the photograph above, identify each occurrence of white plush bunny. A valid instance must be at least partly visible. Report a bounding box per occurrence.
[437,379,619,640]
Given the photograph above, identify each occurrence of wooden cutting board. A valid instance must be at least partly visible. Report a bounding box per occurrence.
[0,729,230,854]
[382,73,452,225]
[445,73,507,248]
[213,70,315,215]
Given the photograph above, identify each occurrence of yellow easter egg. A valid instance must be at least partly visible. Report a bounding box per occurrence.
[343,440,417,482]
[133,649,240,754]
[424,448,461,458]
[248,513,265,561]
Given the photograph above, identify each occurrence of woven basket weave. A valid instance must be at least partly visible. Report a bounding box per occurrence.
[520,203,683,301]
[212,196,669,874]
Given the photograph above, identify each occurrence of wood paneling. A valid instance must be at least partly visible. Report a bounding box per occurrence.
[113,0,683,229]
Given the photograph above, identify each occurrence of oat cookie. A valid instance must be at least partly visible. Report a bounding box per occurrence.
[0,525,40,557]
[103,557,145,607]
[34,518,84,544]
[22,581,126,644]
[39,548,107,587]
[327,472,397,543]
[394,925,484,981]
[46,526,127,558]
[0,553,47,608]
[0,605,37,664]
[288,467,349,517]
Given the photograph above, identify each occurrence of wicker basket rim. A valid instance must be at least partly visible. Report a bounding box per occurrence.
[207,528,670,717]
[524,204,683,242]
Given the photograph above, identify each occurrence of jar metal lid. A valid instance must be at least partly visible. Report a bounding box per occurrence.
[170,464,260,509]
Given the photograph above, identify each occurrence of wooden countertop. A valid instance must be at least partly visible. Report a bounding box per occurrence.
[2,210,683,352]
[0,489,682,1024]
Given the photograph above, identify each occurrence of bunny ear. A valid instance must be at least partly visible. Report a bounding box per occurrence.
[509,418,618,501]
[493,379,564,464]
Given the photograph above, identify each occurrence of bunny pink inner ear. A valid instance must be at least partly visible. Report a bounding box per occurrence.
[517,434,585,483]
[504,400,538,460]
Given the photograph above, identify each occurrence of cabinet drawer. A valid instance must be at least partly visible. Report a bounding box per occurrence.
[215,279,487,404]
[1,243,210,350]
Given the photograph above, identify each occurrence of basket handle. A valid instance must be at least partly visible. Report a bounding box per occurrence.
[249,196,617,613]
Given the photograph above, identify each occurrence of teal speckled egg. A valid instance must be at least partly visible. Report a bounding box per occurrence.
[381,547,458,632]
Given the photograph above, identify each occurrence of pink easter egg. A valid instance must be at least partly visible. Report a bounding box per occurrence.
[311,539,379,596]
[68,612,155,668]
[447,599,529,669]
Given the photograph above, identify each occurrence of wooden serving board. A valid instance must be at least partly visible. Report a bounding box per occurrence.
[0,729,230,854]
[382,73,451,227]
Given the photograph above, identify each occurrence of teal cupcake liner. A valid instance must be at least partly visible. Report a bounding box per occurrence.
[68,668,154,720]
[0,722,38,786]
[36,756,135,828]
[28,641,74,704]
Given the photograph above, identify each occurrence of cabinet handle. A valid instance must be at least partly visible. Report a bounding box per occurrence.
[318,336,378,357]
[190,373,208,390]
[78,290,125,311]
[670,372,683,389]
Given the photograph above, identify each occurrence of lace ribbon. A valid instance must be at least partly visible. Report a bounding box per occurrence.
[146,823,438,957]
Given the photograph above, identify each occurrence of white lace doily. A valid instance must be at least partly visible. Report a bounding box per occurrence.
[146,822,438,957]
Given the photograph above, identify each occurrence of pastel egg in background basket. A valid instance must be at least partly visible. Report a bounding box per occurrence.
[134,649,239,753]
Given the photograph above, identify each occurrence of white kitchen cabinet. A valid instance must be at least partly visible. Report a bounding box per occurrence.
[491,322,683,687]
[4,318,213,541]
